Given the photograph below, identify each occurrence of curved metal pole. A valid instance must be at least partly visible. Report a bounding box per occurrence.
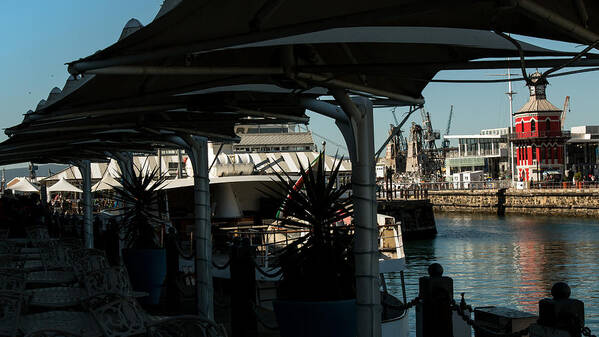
[78,160,93,248]
[332,91,380,337]
[179,135,214,320]
[304,92,381,337]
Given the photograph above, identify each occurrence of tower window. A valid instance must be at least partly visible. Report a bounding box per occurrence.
[546,119,551,132]
[531,120,536,132]
[532,145,537,160]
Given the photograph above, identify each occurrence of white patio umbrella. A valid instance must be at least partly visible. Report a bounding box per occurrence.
[7,178,39,193]
[47,177,83,193]
[92,172,122,192]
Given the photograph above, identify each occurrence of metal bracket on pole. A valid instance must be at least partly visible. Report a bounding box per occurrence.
[299,98,357,161]
[112,152,135,184]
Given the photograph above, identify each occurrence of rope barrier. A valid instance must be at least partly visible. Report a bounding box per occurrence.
[380,295,419,322]
[253,260,283,278]
[212,258,231,270]
[582,326,597,337]
[170,234,195,260]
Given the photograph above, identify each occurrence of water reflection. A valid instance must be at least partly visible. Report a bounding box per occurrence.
[392,213,599,334]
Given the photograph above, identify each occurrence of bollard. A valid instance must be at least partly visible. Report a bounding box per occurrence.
[416,263,454,337]
[230,238,258,337]
[529,282,585,337]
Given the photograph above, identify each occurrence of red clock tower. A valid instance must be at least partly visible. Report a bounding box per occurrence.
[512,72,566,182]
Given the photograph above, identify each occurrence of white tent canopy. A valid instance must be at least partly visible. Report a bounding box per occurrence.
[92,172,122,192]
[7,178,39,193]
[47,177,83,193]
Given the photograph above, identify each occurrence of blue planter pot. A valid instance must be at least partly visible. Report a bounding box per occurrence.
[122,248,166,305]
[273,299,356,337]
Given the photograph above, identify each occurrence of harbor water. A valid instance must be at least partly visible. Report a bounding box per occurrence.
[386,213,599,335]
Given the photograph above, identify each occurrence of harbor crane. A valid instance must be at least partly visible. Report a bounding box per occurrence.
[420,107,440,150]
[374,106,420,161]
[391,109,408,152]
[561,96,570,127]
[442,105,454,149]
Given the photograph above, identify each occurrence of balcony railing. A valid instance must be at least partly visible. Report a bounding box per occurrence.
[510,130,568,139]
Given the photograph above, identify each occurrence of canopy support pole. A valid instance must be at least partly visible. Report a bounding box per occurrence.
[78,160,93,249]
[112,152,135,262]
[183,135,214,320]
[303,93,381,337]
[114,152,135,183]
[333,91,380,337]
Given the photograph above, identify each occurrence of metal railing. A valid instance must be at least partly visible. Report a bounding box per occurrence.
[510,130,567,139]
[377,181,512,198]
[527,181,599,190]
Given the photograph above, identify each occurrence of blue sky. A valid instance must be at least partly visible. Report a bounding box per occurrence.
[1,1,598,161]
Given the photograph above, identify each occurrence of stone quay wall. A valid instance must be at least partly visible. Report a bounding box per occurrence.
[428,189,599,217]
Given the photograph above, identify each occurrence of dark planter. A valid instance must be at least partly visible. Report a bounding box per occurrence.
[273,299,356,337]
[122,248,167,305]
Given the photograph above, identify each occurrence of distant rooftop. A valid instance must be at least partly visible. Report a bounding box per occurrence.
[568,125,599,143]
[236,132,315,146]
[516,99,561,114]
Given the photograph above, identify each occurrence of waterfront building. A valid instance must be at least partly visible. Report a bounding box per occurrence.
[511,72,567,182]
[232,123,316,153]
[443,127,509,179]
[566,125,599,178]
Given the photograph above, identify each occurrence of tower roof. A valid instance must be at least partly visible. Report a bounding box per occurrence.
[516,98,561,113]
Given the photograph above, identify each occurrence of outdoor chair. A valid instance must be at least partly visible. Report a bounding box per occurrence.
[83,293,148,337]
[83,266,136,298]
[19,311,100,337]
[146,315,227,337]
[0,254,26,271]
[71,249,110,282]
[26,226,51,247]
[0,291,23,337]
[0,271,26,292]
[83,294,226,337]
[0,228,9,240]
[39,241,73,272]
[24,329,83,337]
[0,241,18,254]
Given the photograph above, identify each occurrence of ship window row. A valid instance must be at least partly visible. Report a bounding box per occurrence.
[234,145,313,152]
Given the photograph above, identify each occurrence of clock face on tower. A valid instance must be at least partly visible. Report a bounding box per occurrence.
[530,85,546,96]
[536,85,545,96]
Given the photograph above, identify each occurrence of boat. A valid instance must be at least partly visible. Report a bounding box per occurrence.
[205,213,409,337]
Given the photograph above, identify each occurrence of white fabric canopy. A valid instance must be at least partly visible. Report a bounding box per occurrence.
[92,172,122,192]
[47,177,83,193]
[8,178,39,193]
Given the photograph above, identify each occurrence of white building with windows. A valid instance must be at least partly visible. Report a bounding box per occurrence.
[443,127,510,179]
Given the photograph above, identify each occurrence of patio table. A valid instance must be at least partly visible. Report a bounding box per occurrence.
[26,286,88,308]
[19,311,102,337]
[27,270,77,285]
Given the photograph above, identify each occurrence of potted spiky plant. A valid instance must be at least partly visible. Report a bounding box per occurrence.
[112,165,168,305]
[265,152,356,337]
